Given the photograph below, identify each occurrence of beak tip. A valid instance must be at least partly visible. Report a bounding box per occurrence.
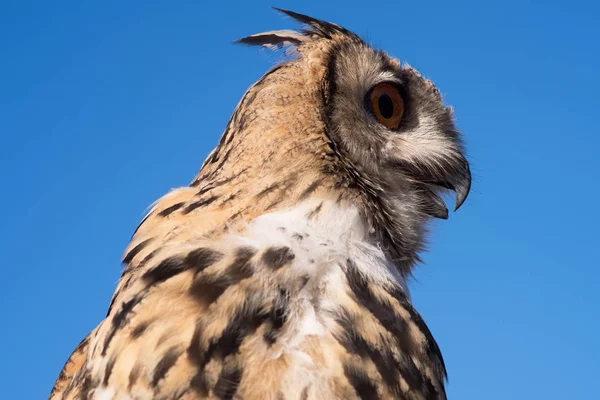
[453,161,472,212]
[454,195,466,212]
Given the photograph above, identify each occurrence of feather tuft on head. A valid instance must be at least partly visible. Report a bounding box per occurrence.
[236,8,361,49]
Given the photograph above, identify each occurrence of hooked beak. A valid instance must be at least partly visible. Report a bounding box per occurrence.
[430,158,471,212]
[390,155,471,219]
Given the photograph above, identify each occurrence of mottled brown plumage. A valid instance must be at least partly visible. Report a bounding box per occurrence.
[51,9,471,400]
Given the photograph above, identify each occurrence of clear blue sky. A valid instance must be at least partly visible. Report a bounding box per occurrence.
[1,1,598,398]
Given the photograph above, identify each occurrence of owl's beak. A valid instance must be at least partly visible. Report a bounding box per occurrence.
[434,158,471,212]
[389,155,471,219]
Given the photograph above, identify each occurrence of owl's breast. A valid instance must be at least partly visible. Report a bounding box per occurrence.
[78,200,445,400]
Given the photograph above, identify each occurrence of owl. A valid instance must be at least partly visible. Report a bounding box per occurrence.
[50,9,470,400]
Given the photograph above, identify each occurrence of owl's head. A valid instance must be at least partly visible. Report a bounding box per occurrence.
[238,9,470,220]
[196,9,470,274]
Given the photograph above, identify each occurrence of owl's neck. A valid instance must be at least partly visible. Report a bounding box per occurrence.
[240,198,409,294]
[130,151,425,281]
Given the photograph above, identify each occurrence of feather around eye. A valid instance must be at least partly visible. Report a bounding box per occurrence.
[368,82,404,130]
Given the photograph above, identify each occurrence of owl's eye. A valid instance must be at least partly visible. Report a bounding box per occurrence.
[368,82,404,130]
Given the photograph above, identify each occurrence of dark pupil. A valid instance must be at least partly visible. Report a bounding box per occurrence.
[378,94,394,119]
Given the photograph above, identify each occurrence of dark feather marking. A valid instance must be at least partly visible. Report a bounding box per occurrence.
[207,141,234,168]
[209,87,253,163]
[306,202,323,219]
[343,363,380,400]
[345,260,412,340]
[222,118,241,148]
[203,122,234,168]
[189,371,209,397]
[262,173,298,210]
[128,363,142,389]
[214,364,243,400]
[264,197,284,211]
[102,292,146,356]
[196,185,215,197]
[227,209,244,223]
[184,195,218,214]
[138,249,160,268]
[106,291,122,317]
[387,286,447,381]
[346,260,441,395]
[142,256,186,287]
[187,323,210,395]
[256,182,280,199]
[196,168,248,198]
[262,246,295,270]
[231,100,259,134]
[158,202,185,217]
[299,179,324,200]
[217,145,235,165]
[152,345,183,387]
[156,330,175,349]
[300,275,310,289]
[225,246,256,280]
[52,367,68,395]
[79,374,93,400]
[234,112,250,135]
[74,334,90,354]
[190,247,255,305]
[60,369,82,399]
[123,238,154,264]
[121,248,160,279]
[190,277,229,306]
[185,247,224,272]
[221,190,239,204]
[334,310,401,393]
[188,301,268,374]
[50,335,89,397]
[344,261,435,395]
[264,288,290,345]
[138,249,159,269]
[103,355,117,386]
[204,147,234,181]
[210,309,268,360]
[59,369,76,398]
[300,385,310,400]
[130,321,151,339]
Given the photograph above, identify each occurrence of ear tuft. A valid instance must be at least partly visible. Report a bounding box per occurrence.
[235,8,361,50]
[236,30,306,49]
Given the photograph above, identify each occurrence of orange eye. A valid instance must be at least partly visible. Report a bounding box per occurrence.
[369,82,404,130]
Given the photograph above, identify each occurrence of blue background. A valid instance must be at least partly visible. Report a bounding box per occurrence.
[1,1,598,398]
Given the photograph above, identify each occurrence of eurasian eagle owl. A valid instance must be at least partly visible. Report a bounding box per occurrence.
[51,9,471,400]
